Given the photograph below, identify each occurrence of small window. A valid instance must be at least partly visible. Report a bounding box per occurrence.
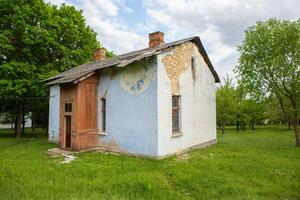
[172,95,181,133]
[101,98,106,132]
[191,56,196,81]
[64,103,72,113]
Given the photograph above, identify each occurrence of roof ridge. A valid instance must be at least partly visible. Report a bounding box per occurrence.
[45,36,219,85]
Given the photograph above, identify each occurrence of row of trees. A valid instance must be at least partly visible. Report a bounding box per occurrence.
[220,18,300,147]
[217,77,290,134]
[0,0,107,137]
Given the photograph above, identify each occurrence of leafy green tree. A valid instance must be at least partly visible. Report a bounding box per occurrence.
[235,86,266,131]
[236,18,300,146]
[263,95,289,127]
[0,0,101,137]
[216,76,237,134]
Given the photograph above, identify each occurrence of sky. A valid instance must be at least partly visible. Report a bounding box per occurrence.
[47,0,300,82]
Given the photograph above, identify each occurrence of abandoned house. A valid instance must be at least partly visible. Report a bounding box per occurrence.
[45,31,220,158]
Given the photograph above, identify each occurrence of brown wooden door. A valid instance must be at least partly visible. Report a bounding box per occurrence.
[65,116,71,148]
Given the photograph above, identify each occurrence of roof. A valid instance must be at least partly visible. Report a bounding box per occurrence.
[45,36,220,85]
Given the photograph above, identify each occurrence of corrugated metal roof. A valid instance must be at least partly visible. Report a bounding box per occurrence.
[45,36,220,85]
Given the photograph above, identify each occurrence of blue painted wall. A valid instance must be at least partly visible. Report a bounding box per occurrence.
[98,58,158,156]
[48,85,60,143]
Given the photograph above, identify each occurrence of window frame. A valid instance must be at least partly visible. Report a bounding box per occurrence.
[172,95,181,134]
[101,98,106,133]
[64,102,72,113]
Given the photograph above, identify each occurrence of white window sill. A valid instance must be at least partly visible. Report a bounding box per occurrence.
[172,132,183,138]
[98,132,107,136]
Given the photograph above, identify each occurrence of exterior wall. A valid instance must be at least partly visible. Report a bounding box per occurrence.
[98,58,158,156]
[157,43,217,156]
[48,85,60,143]
[74,74,99,150]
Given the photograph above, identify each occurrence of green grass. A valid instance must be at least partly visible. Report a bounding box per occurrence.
[0,126,299,200]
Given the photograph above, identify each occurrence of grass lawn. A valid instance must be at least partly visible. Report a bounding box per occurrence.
[0,126,299,199]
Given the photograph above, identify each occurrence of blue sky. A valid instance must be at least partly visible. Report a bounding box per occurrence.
[47,0,300,82]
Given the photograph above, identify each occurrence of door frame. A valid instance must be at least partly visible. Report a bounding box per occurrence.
[63,101,73,149]
[64,115,72,149]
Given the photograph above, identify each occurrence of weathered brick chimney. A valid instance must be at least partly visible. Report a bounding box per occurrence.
[93,47,106,61]
[149,31,165,48]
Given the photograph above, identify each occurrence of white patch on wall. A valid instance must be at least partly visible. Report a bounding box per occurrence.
[119,62,155,95]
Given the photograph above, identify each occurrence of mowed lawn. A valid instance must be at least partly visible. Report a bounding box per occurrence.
[0,127,299,200]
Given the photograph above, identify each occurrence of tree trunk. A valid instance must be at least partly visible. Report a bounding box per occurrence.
[293,120,300,147]
[236,121,239,132]
[31,111,36,133]
[15,100,23,138]
[13,117,18,137]
[251,121,255,130]
[22,106,25,135]
[288,121,291,130]
[15,116,22,138]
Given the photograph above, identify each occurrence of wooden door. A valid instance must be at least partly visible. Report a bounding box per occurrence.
[65,116,71,148]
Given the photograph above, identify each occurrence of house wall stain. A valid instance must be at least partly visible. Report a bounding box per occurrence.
[162,42,194,94]
[119,61,155,95]
[98,139,119,152]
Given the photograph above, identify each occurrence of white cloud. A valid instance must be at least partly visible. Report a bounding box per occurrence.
[143,0,300,82]
[91,0,119,17]
[47,0,147,53]
[46,0,300,82]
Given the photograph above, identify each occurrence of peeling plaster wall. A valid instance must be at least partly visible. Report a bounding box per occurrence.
[48,85,60,143]
[157,44,217,156]
[162,42,194,95]
[98,58,158,156]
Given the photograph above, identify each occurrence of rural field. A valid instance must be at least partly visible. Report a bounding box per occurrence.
[0,126,299,200]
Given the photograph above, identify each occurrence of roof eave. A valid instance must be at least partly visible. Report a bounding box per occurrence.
[191,37,220,83]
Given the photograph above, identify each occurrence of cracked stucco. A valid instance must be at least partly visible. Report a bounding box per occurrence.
[162,42,194,94]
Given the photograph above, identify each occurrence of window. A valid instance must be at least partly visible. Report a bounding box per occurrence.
[172,95,181,133]
[101,98,106,132]
[64,103,72,113]
[191,56,196,81]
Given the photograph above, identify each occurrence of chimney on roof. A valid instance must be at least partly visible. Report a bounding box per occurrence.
[93,47,106,62]
[149,31,165,48]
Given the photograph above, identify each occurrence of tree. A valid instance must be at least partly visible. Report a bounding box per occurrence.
[235,86,266,131]
[216,76,237,134]
[263,95,290,127]
[0,0,101,137]
[236,18,300,146]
